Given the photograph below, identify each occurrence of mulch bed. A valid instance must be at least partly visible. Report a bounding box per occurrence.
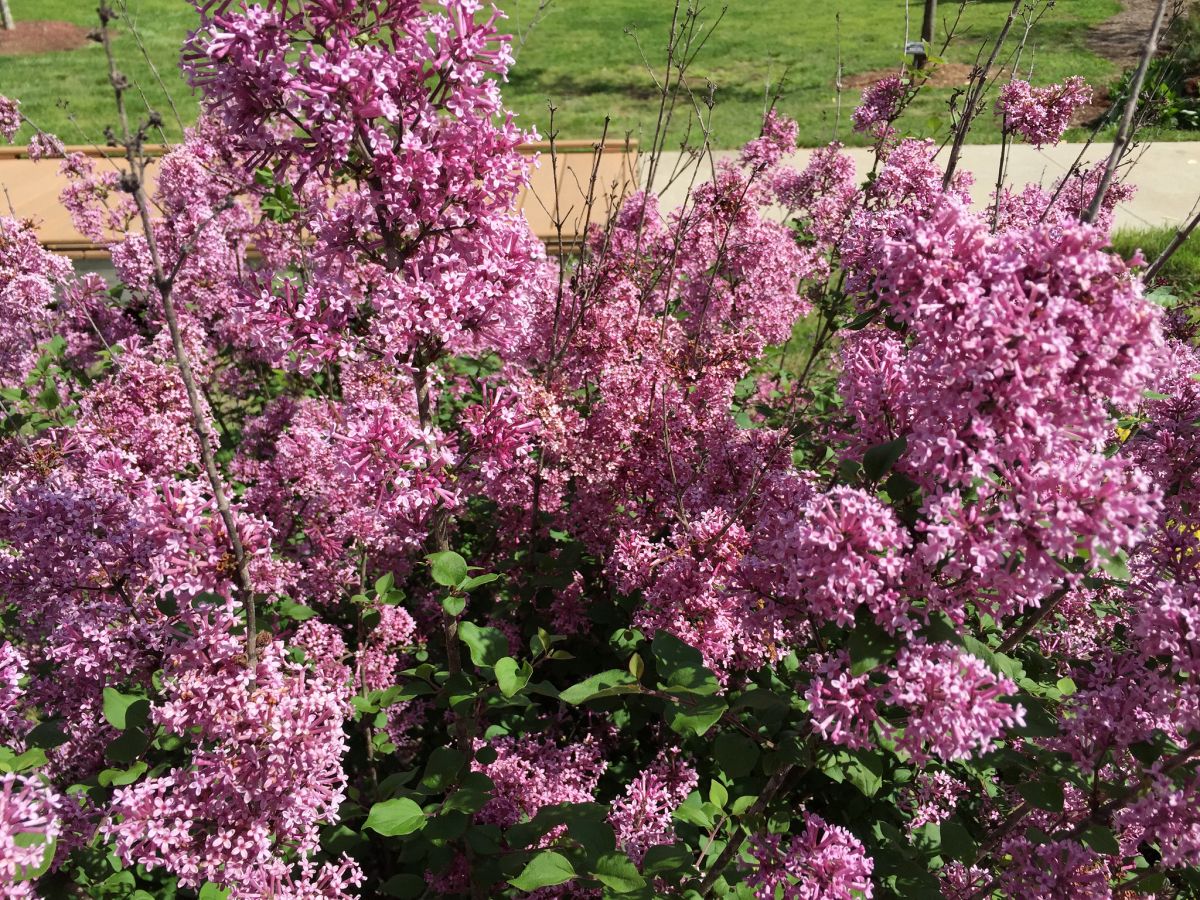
[842,62,974,91]
[0,21,93,56]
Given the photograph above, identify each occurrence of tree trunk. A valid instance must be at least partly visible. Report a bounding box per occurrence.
[916,0,936,68]
[0,0,14,32]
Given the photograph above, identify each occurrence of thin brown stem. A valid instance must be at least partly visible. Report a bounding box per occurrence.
[98,0,258,668]
[695,764,801,896]
[1083,0,1170,223]
[943,0,1023,190]
[1145,205,1200,283]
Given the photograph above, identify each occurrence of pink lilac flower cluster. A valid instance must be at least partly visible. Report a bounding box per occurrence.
[743,813,874,899]
[804,652,881,750]
[473,735,607,829]
[885,642,1024,764]
[0,95,20,141]
[607,750,699,863]
[0,644,26,741]
[996,76,1092,148]
[841,200,1162,620]
[0,216,74,383]
[741,108,799,169]
[0,774,59,897]
[0,3,1195,892]
[105,607,356,895]
[851,75,906,140]
[902,771,967,832]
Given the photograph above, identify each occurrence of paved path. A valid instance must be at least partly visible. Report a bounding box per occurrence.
[652,142,1200,232]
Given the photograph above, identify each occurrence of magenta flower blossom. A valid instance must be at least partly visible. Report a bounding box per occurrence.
[851,75,906,139]
[0,644,27,743]
[608,750,699,863]
[996,76,1092,148]
[743,813,874,899]
[805,652,882,750]
[0,0,1189,894]
[473,735,606,829]
[741,109,799,169]
[0,775,59,892]
[26,132,63,161]
[885,641,1024,763]
[0,95,19,141]
[104,608,352,893]
[903,771,967,832]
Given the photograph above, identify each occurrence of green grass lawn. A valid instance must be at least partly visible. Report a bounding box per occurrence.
[0,0,198,144]
[0,0,1150,149]
[1112,225,1200,292]
[503,0,1124,148]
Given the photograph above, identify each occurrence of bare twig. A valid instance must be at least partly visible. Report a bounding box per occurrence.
[97,0,258,669]
[1084,0,1170,223]
[943,0,1024,190]
[511,0,553,62]
[1145,206,1200,282]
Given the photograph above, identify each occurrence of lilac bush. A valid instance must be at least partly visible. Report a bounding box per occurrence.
[0,0,1195,897]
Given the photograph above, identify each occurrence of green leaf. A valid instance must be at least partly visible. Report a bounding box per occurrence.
[590,852,646,893]
[668,695,727,737]
[862,435,908,481]
[375,573,395,596]
[1080,824,1120,855]
[0,747,46,774]
[847,622,897,676]
[364,797,427,836]
[421,747,467,792]
[845,306,882,330]
[642,843,692,874]
[98,761,148,787]
[458,621,507,669]
[939,821,976,862]
[495,657,532,698]
[1056,677,1077,697]
[730,795,757,816]
[672,792,715,829]
[628,653,645,680]
[559,670,642,705]
[277,598,317,622]
[708,780,728,810]
[25,721,69,750]
[843,751,884,797]
[652,632,720,695]
[509,850,576,892]
[442,595,467,617]
[1017,780,1064,813]
[714,733,760,779]
[105,729,148,766]
[102,688,148,731]
[379,874,425,898]
[1099,548,1132,582]
[461,573,500,591]
[442,773,495,815]
[13,832,55,882]
[429,551,469,588]
[198,884,230,900]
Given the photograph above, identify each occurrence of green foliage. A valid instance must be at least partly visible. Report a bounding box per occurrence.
[1112,225,1200,294]
[364,798,428,837]
[0,0,1137,150]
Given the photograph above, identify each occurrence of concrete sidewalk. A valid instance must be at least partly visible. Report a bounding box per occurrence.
[651,142,1200,232]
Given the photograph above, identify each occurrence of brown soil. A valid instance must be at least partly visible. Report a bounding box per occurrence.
[842,62,974,90]
[0,21,92,56]
[1087,0,1179,67]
